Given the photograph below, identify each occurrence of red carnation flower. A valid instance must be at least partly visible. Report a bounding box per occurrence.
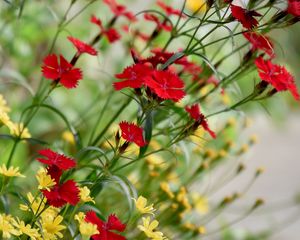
[37,149,76,170]
[85,211,126,240]
[287,0,300,16]
[185,104,216,139]
[90,15,121,43]
[67,36,97,56]
[113,63,153,90]
[46,165,62,185]
[243,32,274,57]
[156,0,183,16]
[90,15,120,42]
[230,4,261,29]
[141,49,188,68]
[144,13,172,32]
[103,0,136,21]
[119,122,147,147]
[144,70,186,102]
[181,61,203,81]
[42,180,80,207]
[255,57,300,100]
[41,54,82,89]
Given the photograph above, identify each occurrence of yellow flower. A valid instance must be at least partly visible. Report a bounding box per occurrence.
[62,131,75,145]
[36,168,55,191]
[7,122,31,139]
[40,215,66,239]
[79,186,95,204]
[186,0,207,13]
[19,192,46,215]
[75,212,99,237]
[0,95,10,113]
[133,196,155,215]
[177,187,192,211]
[191,193,209,215]
[198,226,206,234]
[160,182,174,199]
[40,207,60,223]
[0,214,20,239]
[12,218,40,240]
[138,217,167,240]
[0,164,25,178]
[146,155,165,169]
[0,112,12,126]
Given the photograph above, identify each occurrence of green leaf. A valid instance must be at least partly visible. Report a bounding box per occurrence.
[139,111,153,157]
[160,52,185,70]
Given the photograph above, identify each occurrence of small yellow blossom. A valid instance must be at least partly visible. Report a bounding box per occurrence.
[75,212,99,237]
[0,214,20,239]
[36,168,56,191]
[198,226,206,234]
[0,112,12,126]
[146,155,164,166]
[0,164,25,178]
[160,182,174,199]
[138,217,167,240]
[7,122,31,139]
[249,134,259,145]
[0,95,10,113]
[221,92,231,105]
[12,218,40,240]
[183,222,196,231]
[177,187,192,211]
[133,196,155,215]
[62,131,75,145]
[40,207,60,223]
[19,192,46,215]
[149,140,162,151]
[218,149,228,158]
[166,172,180,185]
[186,0,207,13]
[79,186,95,204]
[191,193,209,215]
[40,215,66,239]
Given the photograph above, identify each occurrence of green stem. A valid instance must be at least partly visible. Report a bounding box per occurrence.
[6,139,19,168]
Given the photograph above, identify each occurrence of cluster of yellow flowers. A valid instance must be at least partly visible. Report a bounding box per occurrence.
[134,196,168,240]
[0,163,98,239]
[0,94,31,139]
[0,209,65,240]
[0,164,25,178]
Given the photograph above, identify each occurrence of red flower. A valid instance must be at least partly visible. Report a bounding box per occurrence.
[144,70,186,102]
[255,57,300,100]
[41,54,82,89]
[181,61,203,81]
[119,122,146,147]
[141,49,189,68]
[144,13,172,32]
[67,36,97,56]
[85,211,126,240]
[113,63,152,90]
[156,0,183,16]
[185,104,216,139]
[243,32,274,57]
[230,4,261,29]
[42,180,80,207]
[103,0,136,21]
[46,165,63,184]
[37,149,76,170]
[105,28,121,43]
[287,0,300,17]
[91,15,121,43]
